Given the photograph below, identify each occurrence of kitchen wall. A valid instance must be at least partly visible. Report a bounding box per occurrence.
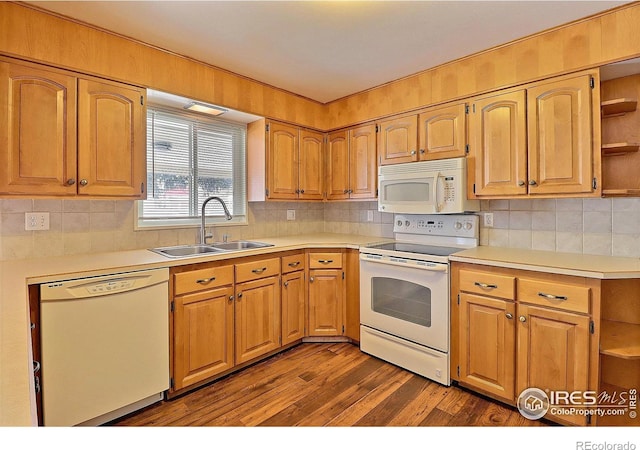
[1,197,639,260]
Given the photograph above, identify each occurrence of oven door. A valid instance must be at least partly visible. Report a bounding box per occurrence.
[359,253,449,352]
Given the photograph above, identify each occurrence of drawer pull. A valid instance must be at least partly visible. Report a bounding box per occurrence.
[288,262,301,267]
[538,292,568,301]
[252,267,267,274]
[474,282,497,289]
[196,277,216,284]
[318,259,334,264]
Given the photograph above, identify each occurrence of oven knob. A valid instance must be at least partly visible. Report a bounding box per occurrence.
[454,221,462,230]
[397,220,403,227]
[464,222,473,230]
[405,220,410,227]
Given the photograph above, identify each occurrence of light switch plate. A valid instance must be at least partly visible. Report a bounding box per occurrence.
[287,210,295,221]
[25,212,50,231]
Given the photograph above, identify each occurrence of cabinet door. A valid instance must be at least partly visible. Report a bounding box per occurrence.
[77,79,146,198]
[173,286,234,390]
[377,115,418,165]
[235,276,281,364]
[299,129,324,200]
[281,270,306,345]
[517,304,590,426]
[0,62,77,195]
[308,269,344,336]
[459,293,516,402]
[349,124,377,199]
[527,74,595,195]
[267,121,299,199]
[326,130,349,200]
[468,90,527,197]
[418,102,467,161]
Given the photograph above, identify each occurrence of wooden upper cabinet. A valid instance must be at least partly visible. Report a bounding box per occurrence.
[326,130,349,200]
[0,57,147,198]
[468,89,527,197]
[418,102,467,161]
[77,79,146,198]
[377,114,418,165]
[0,61,77,195]
[527,73,596,195]
[299,129,324,200]
[267,121,299,199]
[349,124,377,199]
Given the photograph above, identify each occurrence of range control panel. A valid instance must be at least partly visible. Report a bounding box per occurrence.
[393,214,478,238]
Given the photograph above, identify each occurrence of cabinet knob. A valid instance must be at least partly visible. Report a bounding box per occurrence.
[309,276,314,283]
[300,189,305,194]
[228,295,234,302]
[66,178,76,186]
[517,180,525,187]
[344,189,349,194]
[506,313,513,319]
[295,189,300,194]
[79,179,88,186]
[519,315,527,323]
[410,150,417,156]
[419,149,425,154]
[237,292,243,299]
[528,180,537,186]
[284,281,289,287]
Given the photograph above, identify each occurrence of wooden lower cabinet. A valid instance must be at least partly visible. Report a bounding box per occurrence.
[281,270,306,345]
[459,293,516,402]
[235,275,281,364]
[308,269,344,336]
[173,286,235,390]
[453,262,597,426]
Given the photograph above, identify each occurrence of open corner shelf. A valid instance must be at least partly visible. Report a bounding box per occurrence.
[601,142,640,156]
[602,189,640,197]
[601,98,638,117]
[600,320,640,360]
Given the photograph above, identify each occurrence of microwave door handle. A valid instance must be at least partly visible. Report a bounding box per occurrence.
[435,172,445,212]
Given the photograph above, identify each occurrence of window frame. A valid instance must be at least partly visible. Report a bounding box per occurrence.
[135,105,248,231]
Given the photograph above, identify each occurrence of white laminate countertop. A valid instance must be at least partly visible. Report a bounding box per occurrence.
[449,246,640,279]
[0,233,389,427]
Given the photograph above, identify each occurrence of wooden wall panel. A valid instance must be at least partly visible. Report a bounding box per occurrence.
[0,2,326,129]
[601,4,640,64]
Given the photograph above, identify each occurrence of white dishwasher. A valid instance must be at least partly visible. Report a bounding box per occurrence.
[40,267,170,426]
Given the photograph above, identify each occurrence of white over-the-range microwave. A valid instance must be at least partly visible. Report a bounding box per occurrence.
[378,157,479,214]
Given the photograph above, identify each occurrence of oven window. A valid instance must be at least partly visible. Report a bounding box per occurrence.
[382,181,430,202]
[371,277,431,327]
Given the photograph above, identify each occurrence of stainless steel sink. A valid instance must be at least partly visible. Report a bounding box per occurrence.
[149,244,228,258]
[210,240,274,251]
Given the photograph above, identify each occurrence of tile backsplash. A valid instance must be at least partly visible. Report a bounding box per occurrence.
[1,197,639,260]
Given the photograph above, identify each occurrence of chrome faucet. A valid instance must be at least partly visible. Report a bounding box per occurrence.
[200,196,232,244]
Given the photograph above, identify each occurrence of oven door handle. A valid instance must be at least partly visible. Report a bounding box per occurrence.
[360,254,448,273]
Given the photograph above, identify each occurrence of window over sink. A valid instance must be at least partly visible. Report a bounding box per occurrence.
[137,91,256,229]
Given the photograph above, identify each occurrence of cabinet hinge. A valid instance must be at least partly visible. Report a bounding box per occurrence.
[376,188,379,197]
[265,189,269,197]
[342,325,345,334]
[590,321,595,334]
[465,144,469,154]
[265,123,270,132]
[590,77,595,89]
[587,414,592,425]
[140,95,144,106]
[457,366,460,377]
[279,336,282,345]
[141,182,145,194]
[170,378,174,389]
[342,271,345,280]
[465,104,469,114]
[593,178,597,190]
[457,294,460,305]
[375,124,379,133]
[170,301,174,312]
[473,183,476,194]
[472,104,476,113]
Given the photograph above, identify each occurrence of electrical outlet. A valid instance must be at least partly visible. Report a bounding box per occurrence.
[25,212,50,231]
[367,211,374,222]
[286,210,295,221]
[483,212,494,228]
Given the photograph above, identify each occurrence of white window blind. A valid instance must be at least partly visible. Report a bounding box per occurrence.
[138,108,246,228]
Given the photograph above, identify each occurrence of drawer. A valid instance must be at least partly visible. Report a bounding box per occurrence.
[282,253,305,274]
[235,257,280,283]
[309,252,342,269]
[174,265,234,295]
[518,278,590,314]
[459,269,516,300]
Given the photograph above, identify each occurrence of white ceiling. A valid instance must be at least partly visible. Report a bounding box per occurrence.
[28,1,629,103]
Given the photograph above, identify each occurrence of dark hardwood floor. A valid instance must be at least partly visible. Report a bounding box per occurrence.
[111,343,548,427]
